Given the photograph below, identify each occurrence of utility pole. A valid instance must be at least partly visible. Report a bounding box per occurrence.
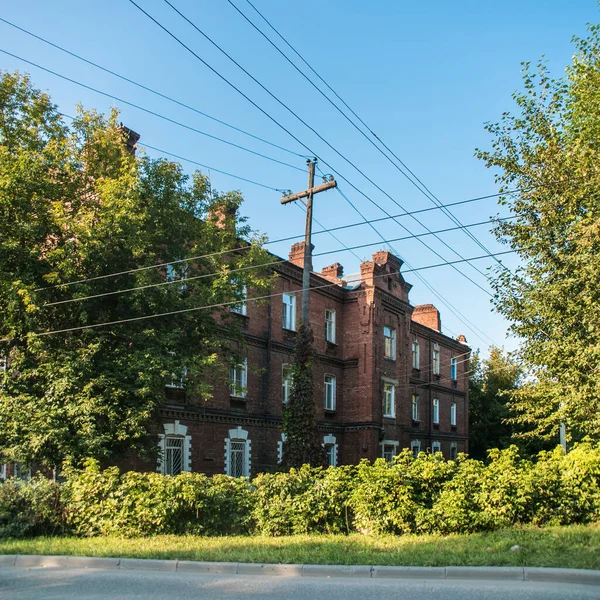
[281,158,336,325]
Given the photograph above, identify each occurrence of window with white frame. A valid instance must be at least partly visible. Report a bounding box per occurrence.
[323,433,338,467]
[13,463,31,481]
[325,309,336,344]
[383,383,395,418]
[225,426,251,477]
[410,439,421,458]
[431,441,441,454]
[450,442,458,460]
[450,356,457,380]
[324,375,336,411]
[282,364,293,404]
[158,421,192,476]
[412,394,420,421]
[412,340,420,369]
[450,401,457,427]
[433,344,440,375]
[230,284,247,316]
[381,441,398,463]
[229,359,248,398]
[282,293,296,331]
[277,433,287,465]
[432,398,440,424]
[384,326,396,359]
[166,366,187,389]
[0,464,5,480]
[166,261,188,291]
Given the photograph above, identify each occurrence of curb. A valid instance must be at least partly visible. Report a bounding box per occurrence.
[2,555,599,586]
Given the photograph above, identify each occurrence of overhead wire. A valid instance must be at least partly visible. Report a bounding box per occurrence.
[0,17,304,159]
[0,49,305,173]
[238,0,507,271]
[32,249,515,338]
[129,0,495,297]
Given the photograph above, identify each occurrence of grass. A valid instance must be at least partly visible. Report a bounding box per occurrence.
[1,525,599,569]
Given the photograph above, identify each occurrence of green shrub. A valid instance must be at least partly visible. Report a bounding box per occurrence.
[0,475,64,538]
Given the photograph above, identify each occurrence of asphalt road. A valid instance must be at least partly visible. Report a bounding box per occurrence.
[2,568,600,600]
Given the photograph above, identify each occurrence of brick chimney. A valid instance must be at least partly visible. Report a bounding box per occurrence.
[208,202,237,230]
[412,304,441,332]
[321,263,343,280]
[289,241,313,269]
[119,124,140,155]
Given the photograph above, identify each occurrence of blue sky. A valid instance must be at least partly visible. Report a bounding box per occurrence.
[1,0,597,354]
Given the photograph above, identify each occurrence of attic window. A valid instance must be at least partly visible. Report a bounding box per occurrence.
[387,277,393,291]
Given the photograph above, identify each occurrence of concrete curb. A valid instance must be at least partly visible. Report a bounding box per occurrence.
[2,555,599,586]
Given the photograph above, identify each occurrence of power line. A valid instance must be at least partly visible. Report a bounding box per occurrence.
[238,0,506,272]
[42,217,510,308]
[0,49,305,173]
[34,189,509,293]
[130,0,494,297]
[33,249,514,338]
[0,16,304,159]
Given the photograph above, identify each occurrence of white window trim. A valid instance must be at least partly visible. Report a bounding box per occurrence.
[229,359,248,398]
[224,426,251,477]
[282,293,297,331]
[412,340,420,369]
[322,433,338,467]
[412,394,420,421]
[380,439,399,462]
[433,343,440,375]
[451,401,457,426]
[384,326,396,360]
[325,309,336,344]
[410,439,421,458]
[324,374,337,411]
[157,420,192,475]
[450,356,457,380]
[431,441,441,454]
[230,284,247,316]
[282,363,293,404]
[383,382,396,418]
[277,433,287,465]
[433,398,440,424]
[0,464,5,480]
[450,442,458,460]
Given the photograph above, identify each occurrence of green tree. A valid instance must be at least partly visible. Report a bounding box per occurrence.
[468,346,522,460]
[477,23,600,444]
[0,72,271,469]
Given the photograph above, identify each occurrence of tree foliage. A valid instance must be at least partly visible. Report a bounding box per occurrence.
[468,346,523,459]
[477,24,600,442]
[0,72,271,468]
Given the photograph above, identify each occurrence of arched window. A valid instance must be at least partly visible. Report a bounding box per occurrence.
[157,421,191,475]
[225,426,252,477]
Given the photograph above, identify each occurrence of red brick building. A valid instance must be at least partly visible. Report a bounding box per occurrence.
[154,243,470,478]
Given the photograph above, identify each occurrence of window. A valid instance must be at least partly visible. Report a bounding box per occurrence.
[158,421,191,476]
[381,441,398,463]
[325,309,336,344]
[282,364,293,404]
[0,464,5,481]
[166,261,188,291]
[323,434,338,467]
[432,398,440,424]
[450,442,458,460]
[166,366,187,389]
[451,401,457,427]
[383,383,395,418]
[450,356,457,380]
[410,440,421,458]
[229,359,248,398]
[384,326,396,359]
[282,293,296,331]
[324,375,336,411]
[225,426,251,477]
[230,284,247,316]
[277,433,287,465]
[431,441,441,454]
[411,394,420,421]
[433,344,440,375]
[412,340,420,369]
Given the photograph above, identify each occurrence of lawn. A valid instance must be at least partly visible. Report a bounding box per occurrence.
[1,525,599,569]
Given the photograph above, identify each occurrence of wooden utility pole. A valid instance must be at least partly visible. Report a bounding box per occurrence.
[281,159,336,325]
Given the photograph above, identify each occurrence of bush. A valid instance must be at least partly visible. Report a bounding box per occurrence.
[0,475,64,538]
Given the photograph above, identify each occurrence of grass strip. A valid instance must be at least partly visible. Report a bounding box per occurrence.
[1,525,599,570]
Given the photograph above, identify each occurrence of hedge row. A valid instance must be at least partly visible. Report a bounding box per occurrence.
[1,442,600,538]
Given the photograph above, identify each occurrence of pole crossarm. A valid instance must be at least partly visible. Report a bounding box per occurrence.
[280,179,337,204]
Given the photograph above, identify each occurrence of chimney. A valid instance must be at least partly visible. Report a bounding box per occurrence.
[412,304,441,332]
[289,241,313,269]
[208,202,237,230]
[321,263,343,280]
[119,124,140,155]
